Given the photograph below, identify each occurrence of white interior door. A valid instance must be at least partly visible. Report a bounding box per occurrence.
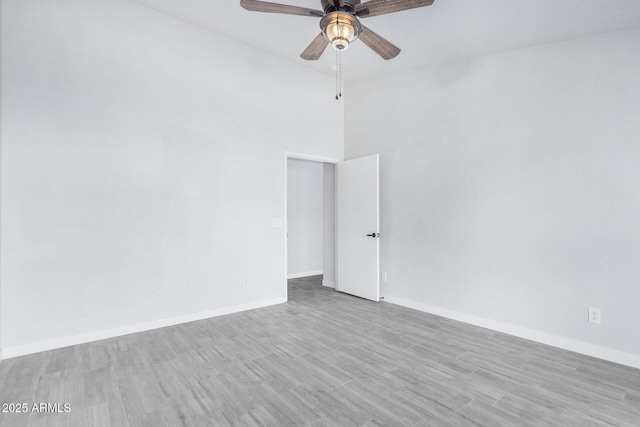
[336,154,380,301]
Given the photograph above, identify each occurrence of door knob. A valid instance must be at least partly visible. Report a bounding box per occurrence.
[366,233,380,238]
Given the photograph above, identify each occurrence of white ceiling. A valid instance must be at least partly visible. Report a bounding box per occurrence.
[129,0,640,80]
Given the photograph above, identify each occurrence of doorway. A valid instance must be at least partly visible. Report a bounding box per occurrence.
[284,152,339,301]
[284,152,381,302]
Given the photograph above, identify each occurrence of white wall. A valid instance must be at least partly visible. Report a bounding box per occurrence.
[0,0,4,361]
[0,0,343,356]
[322,163,335,287]
[287,158,323,278]
[345,29,640,368]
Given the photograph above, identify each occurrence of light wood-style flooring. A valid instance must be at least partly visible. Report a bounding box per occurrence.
[1,275,639,426]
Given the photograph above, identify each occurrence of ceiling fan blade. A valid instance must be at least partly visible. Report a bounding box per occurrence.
[240,0,323,17]
[300,33,330,60]
[356,0,434,18]
[358,24,401,60]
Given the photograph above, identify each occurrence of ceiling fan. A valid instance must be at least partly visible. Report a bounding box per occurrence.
[239,0,435,61]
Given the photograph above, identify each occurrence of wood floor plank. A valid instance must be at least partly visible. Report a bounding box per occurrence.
[251,382,321,426]
[458,397,537,427]
[0,275,638,426]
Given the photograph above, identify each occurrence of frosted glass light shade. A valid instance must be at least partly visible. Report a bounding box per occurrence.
[320,12,361,51]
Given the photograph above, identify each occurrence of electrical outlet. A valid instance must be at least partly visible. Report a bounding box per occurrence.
[381,272,387,282]
[588,307,601,324]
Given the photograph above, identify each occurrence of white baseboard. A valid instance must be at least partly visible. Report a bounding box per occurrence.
[288,270,323,279]
[384,295,640,370]
[1,297,286,360]
[322,280,335,289]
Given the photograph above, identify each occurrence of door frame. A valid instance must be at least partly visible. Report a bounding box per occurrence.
[283,151,342,301]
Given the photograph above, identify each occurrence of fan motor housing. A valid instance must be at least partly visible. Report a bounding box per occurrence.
[321,0,360,14]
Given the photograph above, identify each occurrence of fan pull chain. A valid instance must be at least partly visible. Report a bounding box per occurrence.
[335,49,339,100]
[339,50,343,98]
[335,50,343,100]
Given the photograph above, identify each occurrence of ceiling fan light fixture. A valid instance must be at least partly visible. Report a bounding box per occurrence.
[321,12,361,51]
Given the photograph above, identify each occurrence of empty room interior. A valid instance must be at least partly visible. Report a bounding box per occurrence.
[1,0,640,426]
